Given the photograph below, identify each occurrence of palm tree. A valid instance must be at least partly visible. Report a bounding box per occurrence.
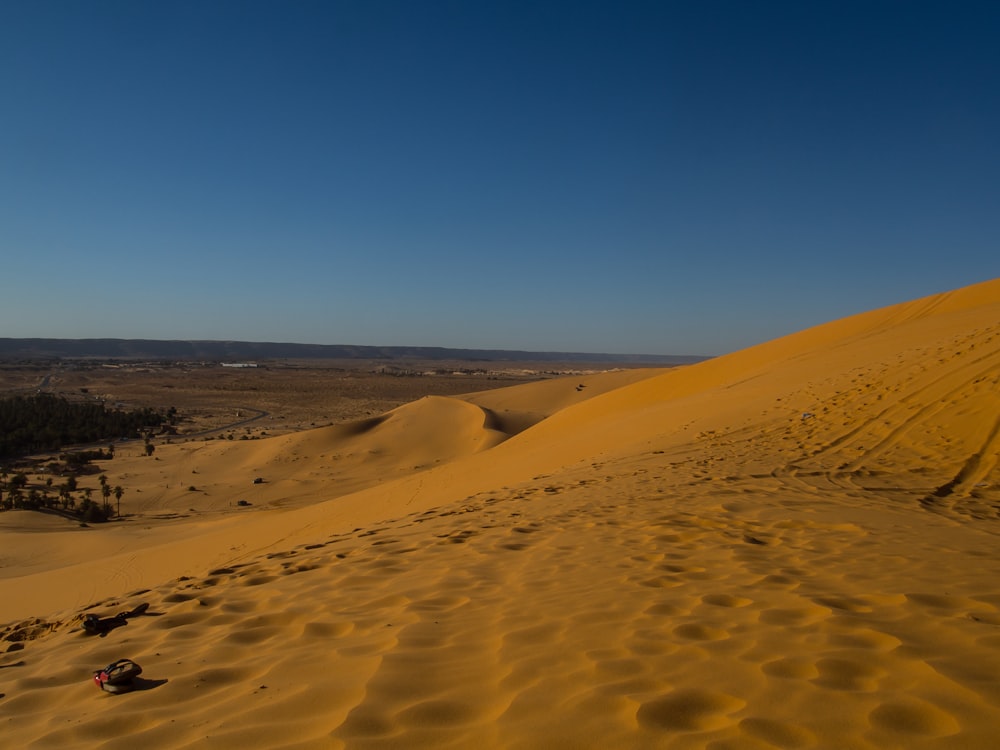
[114,486,124,518]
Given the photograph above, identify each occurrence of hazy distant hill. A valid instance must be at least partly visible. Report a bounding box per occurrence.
[0,338,707,366]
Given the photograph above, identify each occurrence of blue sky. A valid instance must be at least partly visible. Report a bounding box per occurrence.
[2,1,997,356]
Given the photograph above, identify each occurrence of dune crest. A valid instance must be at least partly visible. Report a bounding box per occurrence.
[246,394,510,487]
[2,278,1000,749]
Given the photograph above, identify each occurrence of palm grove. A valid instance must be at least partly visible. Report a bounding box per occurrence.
[0,393,171,522]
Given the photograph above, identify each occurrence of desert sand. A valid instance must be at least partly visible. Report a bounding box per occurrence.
[2,278,999,749]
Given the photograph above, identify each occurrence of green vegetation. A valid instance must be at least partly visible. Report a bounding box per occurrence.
[0,393,167,459]
[1,462,127,523]
[0,393,171,522]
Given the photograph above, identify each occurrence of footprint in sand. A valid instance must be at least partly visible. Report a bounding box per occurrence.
[827,628,901,651]
[701,593,753,608]
[812,656,886,691]
[905,592,978,610]
[643,601,692,617]
[869,699,960,737]
[761,657,819,680]
[636,688,745,731]
[673,623,729,642]
[408,595,470,613]
[759,604,830,627]
[241,575,279,587]
[739,716,815,748]
[223,624,281,646]
[396,698,483,728]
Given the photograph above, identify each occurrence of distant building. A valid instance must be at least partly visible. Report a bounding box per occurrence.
[222,363,258,368]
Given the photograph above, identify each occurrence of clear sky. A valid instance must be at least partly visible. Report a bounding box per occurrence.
[2,1,998,356]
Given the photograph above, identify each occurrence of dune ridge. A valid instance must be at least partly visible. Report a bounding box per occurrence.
[2,278,1000,749]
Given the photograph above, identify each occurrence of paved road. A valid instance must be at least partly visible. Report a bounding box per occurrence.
[180,407,270,439]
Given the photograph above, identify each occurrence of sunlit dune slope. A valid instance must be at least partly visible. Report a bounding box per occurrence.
[490,277,1000,517]
[269,394,510,479]
[3,278,1000,750]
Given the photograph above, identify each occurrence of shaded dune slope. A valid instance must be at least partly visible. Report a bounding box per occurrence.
[461,367,666,436]
[2,278,1000,749]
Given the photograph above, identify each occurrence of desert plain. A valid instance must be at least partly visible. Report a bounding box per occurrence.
[2,278,1000,749]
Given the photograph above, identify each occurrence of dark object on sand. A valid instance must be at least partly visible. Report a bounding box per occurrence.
[93,658,143,694]
[82,603,150,637]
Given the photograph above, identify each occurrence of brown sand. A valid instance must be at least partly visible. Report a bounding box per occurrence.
[2,278,1000,748]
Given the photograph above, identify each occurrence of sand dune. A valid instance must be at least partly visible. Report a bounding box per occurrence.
[2,278,1000,749]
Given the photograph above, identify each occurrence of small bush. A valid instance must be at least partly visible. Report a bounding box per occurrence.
[81,504,108,523]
